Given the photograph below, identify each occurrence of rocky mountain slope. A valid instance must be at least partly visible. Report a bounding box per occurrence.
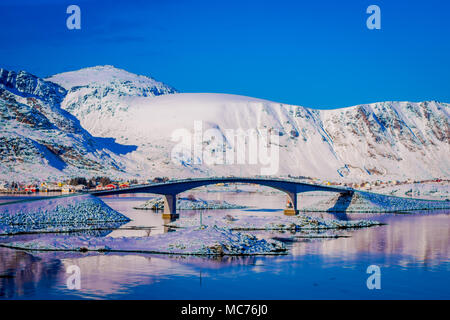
[0,68,138,182]
[319,101,449,181]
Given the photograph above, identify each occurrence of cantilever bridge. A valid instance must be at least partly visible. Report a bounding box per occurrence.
[90,177,354,217]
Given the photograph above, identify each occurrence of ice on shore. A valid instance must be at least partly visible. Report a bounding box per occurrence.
[166,213,382,231]
[299,191,450,213]
[133,196,247,210]
[0,225,287,256]
[0,194,130,235]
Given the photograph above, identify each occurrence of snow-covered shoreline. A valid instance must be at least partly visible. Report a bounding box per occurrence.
[298,191,450,213]
[0,226,287,256]
[165,213,383,231]
[369,181,449,201]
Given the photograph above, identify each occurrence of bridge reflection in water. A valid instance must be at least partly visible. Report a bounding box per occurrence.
[90,177,354,217]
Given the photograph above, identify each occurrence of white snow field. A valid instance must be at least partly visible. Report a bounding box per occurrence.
[0,225,287,256]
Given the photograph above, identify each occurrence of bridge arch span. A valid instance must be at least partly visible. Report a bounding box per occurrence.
[91,177,353,217]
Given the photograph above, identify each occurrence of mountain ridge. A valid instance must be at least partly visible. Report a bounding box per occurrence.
[0,65,448,183]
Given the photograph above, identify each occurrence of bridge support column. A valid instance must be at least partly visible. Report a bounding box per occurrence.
[284,191,299,216]
[162,194,178,218]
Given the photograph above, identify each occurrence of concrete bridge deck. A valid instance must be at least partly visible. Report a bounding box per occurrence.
[90,177,354,217]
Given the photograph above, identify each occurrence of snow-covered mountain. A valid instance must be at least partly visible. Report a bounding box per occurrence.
[45,66,449,183]
[0,68,137,182]
[320,102,449,180]
[1,65,448,183]
[46,65,177,124]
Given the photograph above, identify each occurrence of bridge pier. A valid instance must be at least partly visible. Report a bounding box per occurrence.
[162,194,178,218]
[283,191,299,215]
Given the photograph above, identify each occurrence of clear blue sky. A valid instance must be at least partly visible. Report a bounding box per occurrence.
[1,0,449,108]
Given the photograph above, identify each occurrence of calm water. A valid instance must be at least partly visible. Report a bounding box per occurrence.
[0,191,449,300]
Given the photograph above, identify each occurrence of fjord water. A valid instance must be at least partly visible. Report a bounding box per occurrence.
[0,192,448,300]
